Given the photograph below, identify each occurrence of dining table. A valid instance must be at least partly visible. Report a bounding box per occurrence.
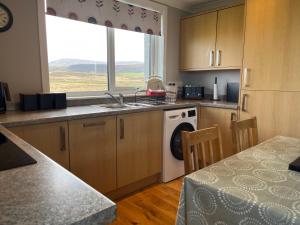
[176,136,300,225]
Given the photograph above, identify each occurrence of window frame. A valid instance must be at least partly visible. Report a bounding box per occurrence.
[37,0,168,98]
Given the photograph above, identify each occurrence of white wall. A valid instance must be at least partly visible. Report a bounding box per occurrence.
[0,0,43,103]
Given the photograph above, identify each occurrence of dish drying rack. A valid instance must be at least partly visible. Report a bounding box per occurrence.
[134,90,177,105]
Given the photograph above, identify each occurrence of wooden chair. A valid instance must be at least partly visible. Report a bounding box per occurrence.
[231,117,258,152]
[181,124,224,175]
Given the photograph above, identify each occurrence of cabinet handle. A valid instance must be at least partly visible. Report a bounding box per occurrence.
[83,121,106,128]
[60,126,66,152]
[242,94,249,112]
[243,68,250,87]
[120,119,124,140]
[209,50,214,66]
[216,49,221,66]
[231,112,237,121]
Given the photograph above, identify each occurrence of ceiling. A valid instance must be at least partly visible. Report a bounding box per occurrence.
[154,0,216,11]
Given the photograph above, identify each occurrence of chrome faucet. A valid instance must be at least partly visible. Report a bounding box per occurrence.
[105,92,125,106]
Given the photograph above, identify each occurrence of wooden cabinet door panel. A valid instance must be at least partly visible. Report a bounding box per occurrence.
[69,116,117,193]
[240,90,300,142]
[199,107,237,158]
[117,111,162,188]
[243,0,300,91]
[216,5,244,68]
[16,122,70,169]
[180,12,217,70]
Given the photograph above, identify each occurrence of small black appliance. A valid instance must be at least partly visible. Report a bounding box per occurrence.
[182,86,205,99]
[227,82,239,103]
[0,82,10,113]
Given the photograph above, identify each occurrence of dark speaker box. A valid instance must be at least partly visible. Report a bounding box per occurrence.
[38,93,55,110]
[20,94,38,111]
[54,93,67,109]
[227,83,240,103]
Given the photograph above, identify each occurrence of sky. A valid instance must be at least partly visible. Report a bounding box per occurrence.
[45,15,145,63]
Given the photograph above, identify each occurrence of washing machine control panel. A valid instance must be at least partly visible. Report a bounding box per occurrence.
[188,109,196,118]
[181,112,186,118]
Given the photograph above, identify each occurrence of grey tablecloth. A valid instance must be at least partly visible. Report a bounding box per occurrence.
[176,136,300,225]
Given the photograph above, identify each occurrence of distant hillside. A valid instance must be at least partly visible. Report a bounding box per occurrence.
[49,58,144,74]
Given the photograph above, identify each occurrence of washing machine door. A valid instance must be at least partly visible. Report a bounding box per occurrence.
[170,122,195,160]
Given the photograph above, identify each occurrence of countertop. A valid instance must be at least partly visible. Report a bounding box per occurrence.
[0,125,116,225]
[0,99,237,224]
[0,100,238,127]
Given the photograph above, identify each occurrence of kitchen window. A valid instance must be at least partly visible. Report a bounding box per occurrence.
[45,15,163,95]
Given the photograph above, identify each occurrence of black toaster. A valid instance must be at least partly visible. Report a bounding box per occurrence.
[182,86,205,99]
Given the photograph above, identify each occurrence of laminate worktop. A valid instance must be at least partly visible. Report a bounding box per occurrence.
[0,100,238,127]
[0,125,116,225]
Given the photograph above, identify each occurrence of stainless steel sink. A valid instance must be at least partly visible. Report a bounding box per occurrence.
[126,102,152,107]
[98,102,152,109]
[102,103,129,109]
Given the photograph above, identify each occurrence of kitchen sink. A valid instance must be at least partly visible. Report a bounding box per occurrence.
[102,103,129,109]
[126,102,153,107]
[97,102,153,109]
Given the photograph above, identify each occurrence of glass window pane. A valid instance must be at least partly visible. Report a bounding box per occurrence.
[46,15,108,93]
[114,29,145,89]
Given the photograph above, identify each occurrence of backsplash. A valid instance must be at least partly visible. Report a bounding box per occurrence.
[181,70,240,96]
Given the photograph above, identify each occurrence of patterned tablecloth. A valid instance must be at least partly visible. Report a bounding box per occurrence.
[176,136,300,225]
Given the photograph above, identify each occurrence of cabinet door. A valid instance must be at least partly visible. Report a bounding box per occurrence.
[180,12,217,71]
[242,0,300,91]
[216,5,244,69]
[14,122,70,169]
[117,111,162,188]
[69,116,117,193]
[199,107,237,158]
[240,90,300,141]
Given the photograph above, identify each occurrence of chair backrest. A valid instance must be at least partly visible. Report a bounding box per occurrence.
[231,117,258,152]
[181,124,224,175]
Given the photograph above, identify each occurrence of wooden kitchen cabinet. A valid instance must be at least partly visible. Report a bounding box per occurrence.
[242,0,300,91]
[198,107,238,158]
[180,12,217,70]
[216,5,244,68]
[240,90,300,141]
[68,116,117,194]
[9,122,70,169]
[180,5,244,71]
[117,111,163,188]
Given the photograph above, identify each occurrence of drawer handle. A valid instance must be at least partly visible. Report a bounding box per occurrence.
[120,119,124,140]
[209,50,214,66]
[83,121,106,128]
[60,126,66,152]
[242,94,249,112]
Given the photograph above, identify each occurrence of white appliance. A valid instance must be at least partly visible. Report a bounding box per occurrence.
[162,107,197,182]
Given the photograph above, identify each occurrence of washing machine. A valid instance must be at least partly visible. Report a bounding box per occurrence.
[162,107,197,183]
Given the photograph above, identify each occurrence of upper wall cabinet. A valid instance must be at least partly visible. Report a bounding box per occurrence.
[242,0,300,91]
[180,12,218,70]
[180,5,244,71]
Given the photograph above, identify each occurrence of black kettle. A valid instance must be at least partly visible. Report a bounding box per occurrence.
[0,82,10,113]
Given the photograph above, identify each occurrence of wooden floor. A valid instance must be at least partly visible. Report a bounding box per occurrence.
[111,178,183,225]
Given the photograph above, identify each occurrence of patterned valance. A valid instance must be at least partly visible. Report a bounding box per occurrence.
[46,0,162,36]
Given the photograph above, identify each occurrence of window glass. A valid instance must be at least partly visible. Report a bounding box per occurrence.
[46,15,108,92]
[114,28,146,89]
